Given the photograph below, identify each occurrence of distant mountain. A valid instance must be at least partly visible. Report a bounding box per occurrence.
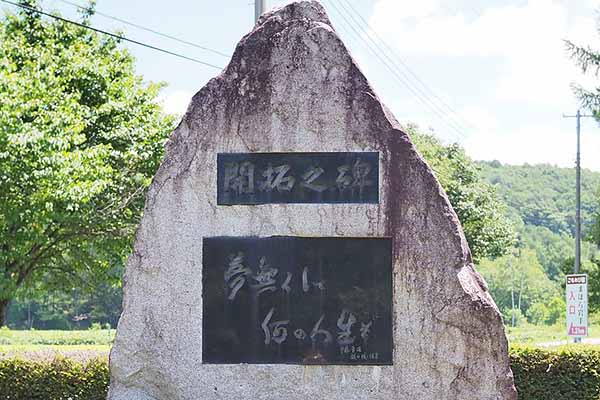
[478,161,600,237]
[477,161,600,279]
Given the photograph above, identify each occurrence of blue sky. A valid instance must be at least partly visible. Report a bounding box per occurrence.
[8,0,600,171]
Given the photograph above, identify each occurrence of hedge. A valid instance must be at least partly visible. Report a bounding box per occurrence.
[511,345,600,399]
[0,357,108,400]
[0,346,599,399]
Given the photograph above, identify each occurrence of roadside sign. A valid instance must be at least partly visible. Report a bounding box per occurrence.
[566,274,588,338]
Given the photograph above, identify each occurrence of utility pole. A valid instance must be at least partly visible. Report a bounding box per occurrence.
[563,109,594,343]
[255,0,266,23]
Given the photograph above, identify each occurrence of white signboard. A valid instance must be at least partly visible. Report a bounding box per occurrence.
[566,274,588,338]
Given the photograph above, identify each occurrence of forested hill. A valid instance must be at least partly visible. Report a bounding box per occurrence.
[475,162,600,323]
[478,161,600,237]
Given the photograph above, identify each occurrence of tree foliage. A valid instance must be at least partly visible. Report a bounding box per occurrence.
[478,161,600,279]
[0,2,174,325]
[408,125,515,262]
[567,26,600,249]
[566,37,600,111]
[593,186,600,247]
[478,249,560,325]
[479,161,600,236]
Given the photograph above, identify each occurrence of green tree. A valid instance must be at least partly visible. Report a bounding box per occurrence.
[408,125,516,261]
[566,35,600,112]
[566,26,600,250]
[593,187,600,246]
[478,161,600,237]
[478,248,560,325]
[0,2,174,325]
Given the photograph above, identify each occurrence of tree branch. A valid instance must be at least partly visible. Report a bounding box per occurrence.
[565,39,600,75]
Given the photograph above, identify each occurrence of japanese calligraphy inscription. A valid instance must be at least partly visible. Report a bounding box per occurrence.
[202,237,393,365]
[217,152,379,204]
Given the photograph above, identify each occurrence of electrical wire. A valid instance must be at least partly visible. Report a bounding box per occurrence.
[0,0,224,70]
[334,0,474,138]
[339,0,478,134]
[324,0,467,141]
[55,0,230,59]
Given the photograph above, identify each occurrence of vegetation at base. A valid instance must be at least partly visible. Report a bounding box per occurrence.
[0,0,175,326]
[511,345,600,399]
[0,357,109,400]
[0,346,598,399]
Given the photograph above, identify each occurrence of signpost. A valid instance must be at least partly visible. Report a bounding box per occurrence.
[566,274,588,342]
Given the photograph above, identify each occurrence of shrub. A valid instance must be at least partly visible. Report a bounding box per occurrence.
[511,345,600,399]
[1,346,599,399]
[90,323,102,331]
[502,308,526,327]
[545,297,565,325]
[527,303,549,325]
[0,357,109,400]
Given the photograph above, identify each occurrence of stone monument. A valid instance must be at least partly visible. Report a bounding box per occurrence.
[108,2,517,399]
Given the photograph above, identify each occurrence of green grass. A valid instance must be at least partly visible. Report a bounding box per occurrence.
[0,324,598,361]
[0,328,113,361]
[507,323,600,345]
[0,327,115,346]
[0,344,110,362]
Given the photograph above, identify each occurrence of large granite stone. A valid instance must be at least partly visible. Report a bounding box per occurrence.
[108,2,517,399]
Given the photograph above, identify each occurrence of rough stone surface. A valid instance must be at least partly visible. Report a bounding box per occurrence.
[108,2,517,399]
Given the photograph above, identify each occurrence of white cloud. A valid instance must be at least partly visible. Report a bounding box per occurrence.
[369,0,600,170]
[157,89,193,116]
[460,105,498,133]
[370,0,597,107]
[370,0,600,107]
[464,122,600,170]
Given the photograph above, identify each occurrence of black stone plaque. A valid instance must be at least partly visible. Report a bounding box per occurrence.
[216,152,379,204]
[202,236,393,365]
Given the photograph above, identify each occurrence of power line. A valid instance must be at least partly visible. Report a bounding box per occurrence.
[336,0,477,135]
[55,0,230,59]
[323,0,454,138]
[1,0,224,70]
[324,0,467,141]
[327,0,468,141]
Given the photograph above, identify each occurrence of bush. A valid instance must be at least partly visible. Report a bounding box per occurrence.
[545,297,565,325]
[1,346,599,399]
[511,345,600,399]
[0,357,109,400]
[527,303,549,325]
[502,308,527,327]
[90,323,102,331]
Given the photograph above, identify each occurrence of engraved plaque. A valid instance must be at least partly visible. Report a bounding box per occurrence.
[216,152,379,204]
[202,236,393,365]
